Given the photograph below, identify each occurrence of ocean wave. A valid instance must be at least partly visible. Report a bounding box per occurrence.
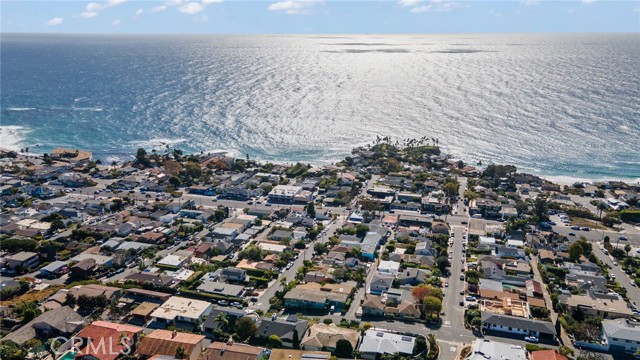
[7,107,35,111]
[0,125,31,151]
[73,107,103,112]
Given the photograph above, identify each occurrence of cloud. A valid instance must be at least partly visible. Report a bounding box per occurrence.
[46,17,64,26]
[581,0,596,3]
[151,5,168,12]
[80,11,98,18]
[268,0,324,15]
[520,0,540,5]
[398,0,421,6]
[409,1,465,13]
[82,0,128,19]
[135,8,143,16]
[178,2,205,14]
[86,0,127,12]
[202,0,223,3]
[112,19,122,25]
[86,2,103,11]
[410,5,431,13]
[165,0,187,5]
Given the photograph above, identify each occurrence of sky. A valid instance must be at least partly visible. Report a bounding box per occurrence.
[1,0,639,34]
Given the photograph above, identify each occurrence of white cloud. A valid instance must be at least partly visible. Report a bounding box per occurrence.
[86,2,103,11]
[106,0,127,7]
[399,0,421,6]
[581,0,596,3]
[409,0,465,13]
[135,8,143,16]
[268,0,324,15]
[82,0,128,19]
[520,0,539,5]
[410,5,431,13]
[165,0,186,5]
[80,11,98,18]
[112,19,122,25]
[46,17,63,26]
[151,5,168,12]
[178,2,205,14]
[202,0,223,4]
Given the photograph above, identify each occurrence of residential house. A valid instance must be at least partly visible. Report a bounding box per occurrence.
[4,251,39,270]
[0,306,84,346]
[151,296,214,326]
[369,274,394,295]
[529,350,569,360]
[257,316,309,348]
[481,313,557,340]
[396,268,429,286]
[559,291,633,319]
[135,330,206,360]
[358,329,416,360]
[300,323,360,352]
[268,349,330,360]
[204,342,268,360]
[215,267,249,282]
[602,319,640,355]
[377,260,401,276]
[197,282,245,298]
[466,339,527,360]
[75,321,144,360]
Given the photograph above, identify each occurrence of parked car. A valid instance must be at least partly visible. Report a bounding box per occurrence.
[218,300,228,306]
[524,336,539,343]
[568,232,576,236]
[581,227,590,231]
[465,296,476,302]
[619,236,628,241]
[570,226,581,230]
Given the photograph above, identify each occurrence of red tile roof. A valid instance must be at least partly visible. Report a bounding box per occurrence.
[76,321,143,360]
[530,350,568,360]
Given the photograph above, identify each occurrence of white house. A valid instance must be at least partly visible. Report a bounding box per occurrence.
[150,296,213,325]
[377,260,401,276]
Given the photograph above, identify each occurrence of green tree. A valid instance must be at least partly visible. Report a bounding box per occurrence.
[15,301,41,322]
[215,312,229,331]
[624,244,632,255]
[334,339,354,358]
[169,176,182,187]
[423,296,442,319]
[355,224,370,238]
[238,244,264,261]
[306,202,316,218]
[568,242,584,262]
[436,256,450,274]
[268,335,282,348]
[314,242,329,255]
[235,317,257,341]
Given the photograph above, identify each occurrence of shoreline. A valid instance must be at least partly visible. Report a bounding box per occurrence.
[1,146,639,187]
[2,125,638,186]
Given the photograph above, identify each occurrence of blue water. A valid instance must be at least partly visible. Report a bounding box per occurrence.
[1,33,639,182]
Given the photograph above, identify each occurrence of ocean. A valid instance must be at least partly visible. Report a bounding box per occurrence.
[1,33,639,182]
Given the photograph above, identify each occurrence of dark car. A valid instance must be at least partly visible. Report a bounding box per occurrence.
[459,301,464,306]
[568,232,576,236]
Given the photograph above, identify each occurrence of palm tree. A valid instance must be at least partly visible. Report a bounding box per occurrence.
[279,276,288,290]
[215,312,229,331]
